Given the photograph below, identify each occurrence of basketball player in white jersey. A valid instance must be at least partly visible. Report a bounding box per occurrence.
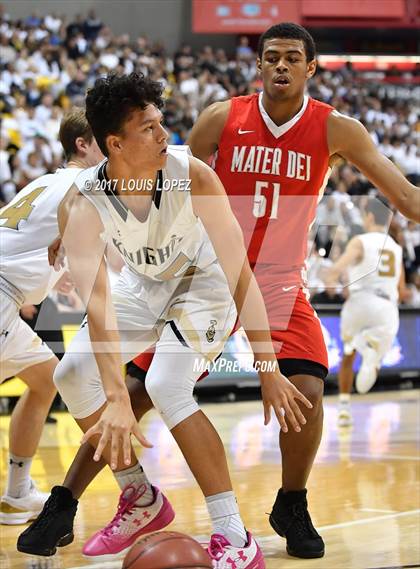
[326,198,404,427]
[18,73,312,568]
[0,109,103,524]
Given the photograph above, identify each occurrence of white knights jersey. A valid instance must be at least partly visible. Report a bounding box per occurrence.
[0,168,84,304]
[348,232,402,304]
[75,146,217,281]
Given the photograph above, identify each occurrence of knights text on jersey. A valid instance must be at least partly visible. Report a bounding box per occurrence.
[75,146,217,282]
[214,94,333,284]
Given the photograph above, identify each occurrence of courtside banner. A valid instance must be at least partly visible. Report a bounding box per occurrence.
[192,0,301,33]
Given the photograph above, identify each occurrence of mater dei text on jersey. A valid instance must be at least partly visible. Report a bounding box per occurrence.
[231,146,311,180]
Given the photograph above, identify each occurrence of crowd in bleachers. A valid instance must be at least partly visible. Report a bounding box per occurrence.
[0,7,419,306]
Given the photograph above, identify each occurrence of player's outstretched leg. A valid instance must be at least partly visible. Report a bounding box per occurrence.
[17,370,158,557]
[269,373,325,559]
[352,330,381,394]
[207,532,265,569]
[17,486,78,556]
[355,345,379,394]
[82,476,174,557]
[62,372,153,499]
[1,358,57,525]
[144,344,265,569]
[338,351,357,427]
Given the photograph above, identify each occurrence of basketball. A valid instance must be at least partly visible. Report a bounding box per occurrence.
[122,531,213,569]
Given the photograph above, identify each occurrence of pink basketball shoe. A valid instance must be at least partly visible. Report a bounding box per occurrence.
[82,484,174,556]
[207,532,265,569]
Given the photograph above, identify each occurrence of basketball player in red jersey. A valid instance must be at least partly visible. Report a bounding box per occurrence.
[133,23,419,559]
[21,23,419,562]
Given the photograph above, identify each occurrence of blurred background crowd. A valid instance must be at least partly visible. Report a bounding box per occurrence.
[0,7,419,306]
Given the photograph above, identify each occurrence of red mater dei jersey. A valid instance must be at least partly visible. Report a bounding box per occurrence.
[214,93,333,286]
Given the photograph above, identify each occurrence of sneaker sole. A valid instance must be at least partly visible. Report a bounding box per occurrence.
[269,514,325,559]
[17,531,74,556]
[0,511,39,525]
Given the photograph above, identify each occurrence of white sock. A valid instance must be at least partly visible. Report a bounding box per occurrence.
[6,453,32,499]
[114,462,154,506]
[339,393,351,404]
[206,491,247,547]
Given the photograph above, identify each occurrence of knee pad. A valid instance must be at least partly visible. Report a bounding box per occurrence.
[145,364,200,430]
[53,354,106,419]
[53,356,77,397]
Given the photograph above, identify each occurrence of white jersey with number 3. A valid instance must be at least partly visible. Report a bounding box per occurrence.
[0,168,84,304]
[348,232,402,304]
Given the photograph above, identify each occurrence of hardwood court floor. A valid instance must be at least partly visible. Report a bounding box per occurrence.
[0,390,419,569]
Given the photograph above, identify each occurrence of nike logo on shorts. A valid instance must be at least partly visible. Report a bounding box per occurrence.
[282,286,297,292]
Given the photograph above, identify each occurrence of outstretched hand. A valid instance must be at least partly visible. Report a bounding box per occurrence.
[260,369,313,432]
[81,399,153,470]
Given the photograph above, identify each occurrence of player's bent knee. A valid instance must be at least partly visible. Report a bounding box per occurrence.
[52,357,80,406]
[144,374,199,430]
[53,355,105,419]
[292,376,324,411]
[126,375,154,418]
[305,385,324,414]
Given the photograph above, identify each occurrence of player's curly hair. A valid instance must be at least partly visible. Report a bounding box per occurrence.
[258,22,316,62]
[85,72,164,156]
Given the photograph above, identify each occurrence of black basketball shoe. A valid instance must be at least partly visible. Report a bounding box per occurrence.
[17,486,78,556]
[269,488,325,558]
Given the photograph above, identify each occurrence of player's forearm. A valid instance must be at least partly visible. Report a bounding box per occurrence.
[208,221,277,362]
[403,185,420,223]
[357,154,419,222]
[330,115,420,222]
[223,258,277,363]
[377,173,419,223]
[237,275,277,363]
[87,297,128,402]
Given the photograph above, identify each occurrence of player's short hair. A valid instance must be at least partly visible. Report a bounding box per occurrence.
[85,72,164,156]
[258,22,316,61]
[365,196,392,226]
[59,108,93,160]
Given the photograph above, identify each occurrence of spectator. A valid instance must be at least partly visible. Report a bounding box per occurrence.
[66,13,84,40]
[65,69,87,100]
[406,271,420,307]
[403,220,420,272]
[34,92,55,123]
[20,150,47,185]
[236,36,253,60]
[83,9,103,41]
